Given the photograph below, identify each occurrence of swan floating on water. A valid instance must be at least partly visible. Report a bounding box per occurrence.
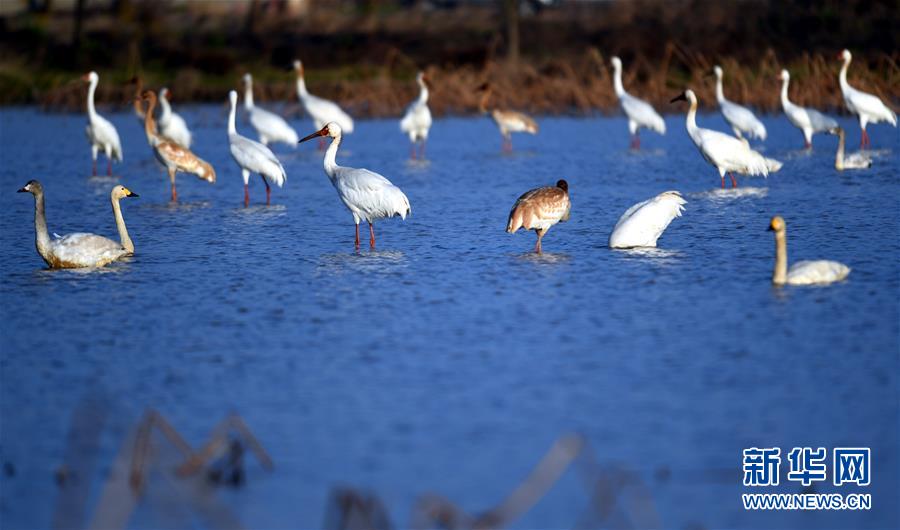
[778,70,837,149]
[611,56,665,149]
[506,180,571,254]
[830,127,872,171]
[141,91,215,202]
[242,73,299,147]
[227,90,286,207]
[768,216,850,286]
[671,89,778,188]
[300,122,410,249]
[713,65,766,141]
[18,180,138,268]
[838,49,897,149]
[157,87,192,148]
[82,71,123,176]
[478,83,538,152]
[609,191,685,249]
[400,71,433,159]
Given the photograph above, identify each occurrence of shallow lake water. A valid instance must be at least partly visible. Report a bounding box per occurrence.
[0,105,897,529]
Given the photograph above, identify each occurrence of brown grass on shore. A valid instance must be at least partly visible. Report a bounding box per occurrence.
[32,46,900,118]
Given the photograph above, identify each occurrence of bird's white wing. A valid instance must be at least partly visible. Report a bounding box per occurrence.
[337,167,411,220]
[621,93,666,134]
[697,128,769,176]
[787,260,851,285]
[848,89,898,124]
[90,114,123,160]
[160,112,192,148]
[722,100,766,140]
[230,134,286,186]
[805,108,838,132]
[303,93,355,133]
[250,107,299,144]
[51,233,127,267]
[400,102,432,133]
[609,191,685,248]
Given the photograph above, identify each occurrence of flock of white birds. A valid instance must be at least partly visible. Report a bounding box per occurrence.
[18,51,896,286]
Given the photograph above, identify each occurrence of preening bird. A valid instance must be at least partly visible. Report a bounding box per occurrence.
[768,216,850,286]
[608,191,685,249]
[157,87,193,148]
[18,180,138,268]
[478,83,538,152]
[227,90,286,207]
[671,89,777,188]
[713,65,766,141]
[400,71,433,159]
[299,122,410,249]
[242,73,299,147]
[141,90,215,202]
[506,180,571,254]
[293,60,355,137]
[778,70,838,148]
[610,56,666,149]
[830,127,872,171]
[838,49,897,149]
[82,71,123,176]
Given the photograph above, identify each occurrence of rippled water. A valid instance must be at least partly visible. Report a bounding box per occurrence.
[1,106,898,529]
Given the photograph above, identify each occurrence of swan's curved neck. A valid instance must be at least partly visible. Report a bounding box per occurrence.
[244,81,254,110]
[612,65,624,97]
[839,57,850,91]
[417,79,429,104]
[773,230,788,285]
[296,74,308,98]
[324,134,341,179]
[159,94,172,122]
[111,196,133,253]
[87,77,98,118]
[31,192,52,261]
[780,77,791,107]
[228,98,237,135]
[715,75,725,103]
[835,130,845,170]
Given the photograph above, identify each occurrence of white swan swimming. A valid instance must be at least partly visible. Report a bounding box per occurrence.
[831,127,872,171]
[506,180,571,254]
[18,180,138,268]
[768,216,850,286]
[609,191,685,249]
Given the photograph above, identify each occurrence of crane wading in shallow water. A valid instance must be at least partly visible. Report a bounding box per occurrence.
[400,71,432,160]
[82,71,123,176]
[712,65,766,141]
[671,90,778,189]
[506,180,571,254]
[778,69,838,149]
[838,49,897,149]
[227,90,287,207]
[293,60,354,149]
[141,91,215,202]
[477,82,538,153]
[299,122,411,249]
[610,56,666,149]
[242,73,299,147]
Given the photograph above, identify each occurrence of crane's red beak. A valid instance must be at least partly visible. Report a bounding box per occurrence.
[299,126,329,143]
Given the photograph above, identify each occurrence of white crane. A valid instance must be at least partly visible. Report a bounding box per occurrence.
[227,91,286,207]
[778,69,838,149]
[671,89,778,188]
[82,71,123,176]
[400,71,433,159]
[242,73,299,147]
[610,56,665,149]
[768,216,850,286]
[608,191,686,249]
[713,65,766,141]
[838,49,897,149]
[293,60,354,146]
[157,87,192,148]
[299,122,410,249]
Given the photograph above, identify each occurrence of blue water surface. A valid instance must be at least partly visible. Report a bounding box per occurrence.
[0,105,898,529]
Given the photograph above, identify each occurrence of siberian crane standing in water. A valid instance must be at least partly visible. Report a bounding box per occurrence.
[610,56,666,149]
[227,91,286,207]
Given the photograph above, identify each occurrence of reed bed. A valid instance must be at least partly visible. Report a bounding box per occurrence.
[26,47,898,118]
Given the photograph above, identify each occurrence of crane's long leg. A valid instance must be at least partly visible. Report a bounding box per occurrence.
[535,229,544,254]
[861,129,870,150]
[410,143,416,160]
[355,223,360,248]
[720,174,725,189]
[260,175,271,205]
[169,167,178,202]
[369,222,376,249]
[243,169,250,207]
[630,134,640,150]
[420,139,427,160]
[729,172,738,188]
